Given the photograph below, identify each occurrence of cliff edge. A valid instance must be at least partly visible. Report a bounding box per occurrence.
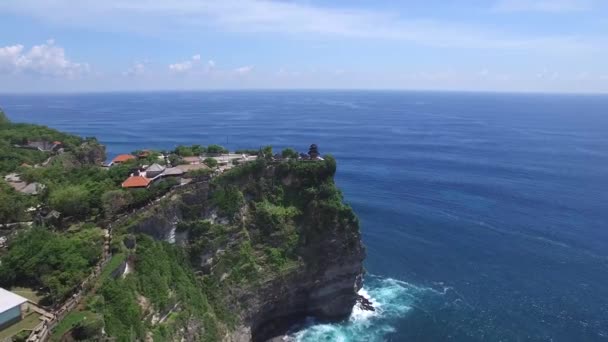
[114,156,366,341]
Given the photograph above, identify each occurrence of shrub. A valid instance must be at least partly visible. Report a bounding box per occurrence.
[234,149,259,156]
[101,190,132,217]
[211,185,244,218]
[188,168,212,180]
[206,144,228,154]
[0,227,103,303]
[281,148,299,159]
[49,185,91,218]
[203,157,218,168]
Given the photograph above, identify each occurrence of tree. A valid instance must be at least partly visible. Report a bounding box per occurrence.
[101,190,132,217]
[281,148,298,159]
[0,108,9,125]
[191,145,206,155]
[204,158,218,168]
[174,145,194,157]
[206,144,227,154]
[212,185,244,218]
[189,168,212,181]
[261,146,273,161]
[168,154,184,166]
[49,185,91,217]
[0,182,30,223]
[72,316,104,340]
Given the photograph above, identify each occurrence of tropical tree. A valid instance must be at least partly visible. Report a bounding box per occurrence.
[49,185,91,217]
[204,158,218,168]
[281,148,298,159]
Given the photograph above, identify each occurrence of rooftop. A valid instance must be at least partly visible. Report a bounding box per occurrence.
[163,167,185,176]
[0,287,28,313]
[176,163,210,172]
[122,176,151,188]
[146,163,165,172]
[112,154,136,163]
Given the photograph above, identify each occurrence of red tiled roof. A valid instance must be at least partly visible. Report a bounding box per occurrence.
[112,154,136,163]
[122,176,151,188]
[52,141,62,145]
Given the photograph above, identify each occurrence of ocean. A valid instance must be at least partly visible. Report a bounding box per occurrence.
[2,91,607,341]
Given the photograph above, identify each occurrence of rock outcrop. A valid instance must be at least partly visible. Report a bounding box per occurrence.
[119,158,365,341]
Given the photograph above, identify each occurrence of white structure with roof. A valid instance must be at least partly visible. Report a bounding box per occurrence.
[145,163,166,178]
[0,287,27,330]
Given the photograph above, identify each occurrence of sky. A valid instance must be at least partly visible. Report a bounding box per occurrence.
[1,0,607,93]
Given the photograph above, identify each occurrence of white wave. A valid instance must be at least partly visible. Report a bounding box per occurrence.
[289,276,442,342]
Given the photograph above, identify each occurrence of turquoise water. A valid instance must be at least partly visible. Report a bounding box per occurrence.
[2,91,608,341]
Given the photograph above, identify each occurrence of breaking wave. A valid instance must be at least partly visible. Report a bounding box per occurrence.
[285,275,444,342]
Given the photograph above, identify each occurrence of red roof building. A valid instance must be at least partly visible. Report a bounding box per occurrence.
[122,176,151,188]
[112,154,136,164]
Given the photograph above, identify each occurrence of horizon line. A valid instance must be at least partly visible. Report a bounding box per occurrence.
[1,88,608,97]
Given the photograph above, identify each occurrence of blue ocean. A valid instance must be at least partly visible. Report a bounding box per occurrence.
[2,91,608,341]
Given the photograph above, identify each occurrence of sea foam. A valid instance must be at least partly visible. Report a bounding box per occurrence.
[288,275,441,342]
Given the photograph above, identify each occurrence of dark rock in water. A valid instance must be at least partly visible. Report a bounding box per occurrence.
[356,294,375,312]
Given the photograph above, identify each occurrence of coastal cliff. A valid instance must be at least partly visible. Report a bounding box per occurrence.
[118,157,366,341]
[0,112,365,341]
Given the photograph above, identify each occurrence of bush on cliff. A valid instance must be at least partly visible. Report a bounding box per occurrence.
[49,185,92,218]
[211,185,244,218]
[0,227,104,303]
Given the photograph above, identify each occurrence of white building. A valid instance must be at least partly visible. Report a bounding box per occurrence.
[0,288,28,330]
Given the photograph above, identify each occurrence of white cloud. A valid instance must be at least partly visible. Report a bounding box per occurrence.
[234,66,253,75]
[0,40,89,78]
[169,60,194,73]
[169,55,202,73]
[123,62,146,76]
[168,55,217,75]
[0,0,604,52]
[493,0,592,12]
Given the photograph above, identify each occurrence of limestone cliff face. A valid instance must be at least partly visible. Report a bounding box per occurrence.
[239,207,365,342]
[123,159,365,341]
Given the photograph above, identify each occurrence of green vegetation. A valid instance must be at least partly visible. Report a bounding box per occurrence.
[173,144,228,157]
[206,144,228,154]
[0,115,84,174]
[188,168,212,180]
[10,286,45,304]
[0,312,41,341]
[211,185,244,218]
[49,185,91,218]
[128,178,179,208]
[204,157,218,168]
[101,190,132,217]
[0,108,9,125]
[0,181,33,223]
[99,253,127,281]
[96,236,223,341]
[253,201,300,253]
[281,147,299,159]
[234,149,259,155]
[1,109,358,341]
[0,227,104,303]
[51,310,101,341]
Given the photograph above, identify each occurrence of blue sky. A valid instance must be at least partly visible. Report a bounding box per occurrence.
[1,0,607,93]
